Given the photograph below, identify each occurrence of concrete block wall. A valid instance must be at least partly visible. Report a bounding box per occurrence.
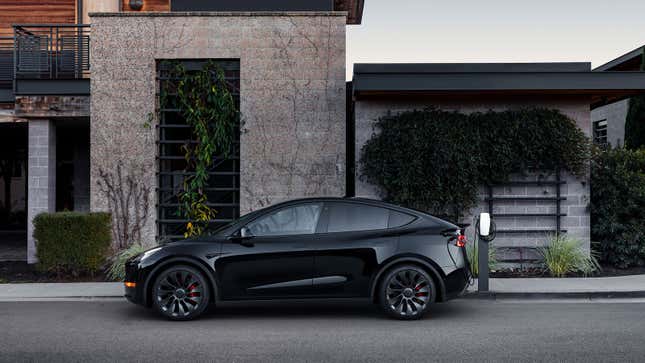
[90,12,347,244]
[354,96,591,262]
[27,120,56,263]
[591,99,629,147]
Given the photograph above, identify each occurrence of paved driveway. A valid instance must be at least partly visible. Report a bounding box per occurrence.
[1,299,644,362]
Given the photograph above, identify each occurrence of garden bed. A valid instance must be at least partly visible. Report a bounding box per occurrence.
[490,264,645,278]
[0,262,109,283]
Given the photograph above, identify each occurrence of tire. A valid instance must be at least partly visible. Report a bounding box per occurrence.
[378,265,436,320]
[152,265,210,321]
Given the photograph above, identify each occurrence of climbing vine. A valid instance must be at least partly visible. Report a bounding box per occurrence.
[360,107,591,223]
[161,60,238,237]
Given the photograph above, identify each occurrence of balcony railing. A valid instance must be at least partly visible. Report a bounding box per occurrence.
[0,36,13,88]
[0,24,90,101]
[14,24,90,80]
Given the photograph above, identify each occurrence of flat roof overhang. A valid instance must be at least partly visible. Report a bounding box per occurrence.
[168,0,364,24]
[14,79,90,96]
[352,63,645,109]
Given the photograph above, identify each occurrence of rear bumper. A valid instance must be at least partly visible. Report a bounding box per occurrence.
[443,267,470,300]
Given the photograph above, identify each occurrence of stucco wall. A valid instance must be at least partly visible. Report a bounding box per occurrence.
[355,96,591,262]
[591,99,628,147]
[90,12,346,244]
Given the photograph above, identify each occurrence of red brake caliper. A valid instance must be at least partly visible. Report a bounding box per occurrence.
[187,283,200,297]
[415,283,428,297]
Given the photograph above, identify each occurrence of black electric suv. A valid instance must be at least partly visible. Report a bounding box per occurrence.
[124,197,470,320]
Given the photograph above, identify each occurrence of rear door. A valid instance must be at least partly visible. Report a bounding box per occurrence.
[308,202,415,298]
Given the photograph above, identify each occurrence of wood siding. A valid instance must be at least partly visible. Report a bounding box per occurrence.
[121,0,169,12]
[0,0,77,36]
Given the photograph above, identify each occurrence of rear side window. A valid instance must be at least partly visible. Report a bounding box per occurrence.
[388,210,416,228]
[326,203,416,232]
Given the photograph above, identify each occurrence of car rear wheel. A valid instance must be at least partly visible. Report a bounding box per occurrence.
[379,265,436,320]
[152,265,210,321]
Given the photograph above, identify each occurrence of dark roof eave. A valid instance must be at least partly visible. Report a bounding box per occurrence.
[353,71,645,94]
[594,46,644,72]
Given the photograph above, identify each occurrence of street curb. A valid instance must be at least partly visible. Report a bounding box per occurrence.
[463,290,645,300]
[0,296,124,302]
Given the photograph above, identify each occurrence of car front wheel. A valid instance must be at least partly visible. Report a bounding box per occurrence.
[152,265,210,321]
[379,265,436,320]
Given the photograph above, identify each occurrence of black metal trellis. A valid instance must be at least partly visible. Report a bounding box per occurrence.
[485,170,567,264]
[156,59,240,241]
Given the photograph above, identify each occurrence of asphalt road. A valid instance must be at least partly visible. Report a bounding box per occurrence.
[1,299,644,362]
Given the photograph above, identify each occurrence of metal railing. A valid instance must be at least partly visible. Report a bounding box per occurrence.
[0,36,13,89]
[13,24,90,80]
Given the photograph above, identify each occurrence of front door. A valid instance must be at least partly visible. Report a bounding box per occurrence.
[215,203,323,300]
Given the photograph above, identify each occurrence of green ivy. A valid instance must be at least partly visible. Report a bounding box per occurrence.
[360,107,590,223]
[161,60,238,237]
[591,146,645,268]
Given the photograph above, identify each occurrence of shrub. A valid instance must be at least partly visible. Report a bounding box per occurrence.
[466,242,498,277]
[539,235,600,277]
[107,243,148,281]
[360,107,590,222]
[34,212,112,275]
[591,147,645,268]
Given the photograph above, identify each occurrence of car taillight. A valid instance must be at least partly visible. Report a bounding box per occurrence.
[455,234,467,247]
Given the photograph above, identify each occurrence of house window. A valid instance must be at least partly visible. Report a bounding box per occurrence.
[157,59,240,241]
[593,119,608,145]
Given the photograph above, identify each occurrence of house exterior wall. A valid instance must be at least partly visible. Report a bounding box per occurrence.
[354,96,591,262]
[591,99,629,147]
[90,12,346,244]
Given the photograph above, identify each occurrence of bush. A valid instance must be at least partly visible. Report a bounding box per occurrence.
[466,242,498,277]
[539,235,600,277]
[591,147,645,268]
[34,212,112,275]
[107,243,148,281]
[360,107,590,222]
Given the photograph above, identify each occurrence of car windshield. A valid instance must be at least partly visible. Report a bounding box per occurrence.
[205,208,264,236]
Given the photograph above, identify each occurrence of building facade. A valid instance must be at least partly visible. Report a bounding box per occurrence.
[591,46,644,147]
[1,0,644,267]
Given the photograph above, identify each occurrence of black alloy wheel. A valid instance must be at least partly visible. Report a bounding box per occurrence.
[379,265,435,320]
[152,265,210,321]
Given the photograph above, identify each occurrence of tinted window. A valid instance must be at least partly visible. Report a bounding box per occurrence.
[246,203,322,236]
[388,210,416,228]
[327,203,390,232]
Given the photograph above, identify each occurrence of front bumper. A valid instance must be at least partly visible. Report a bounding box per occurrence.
[124,260,146,305]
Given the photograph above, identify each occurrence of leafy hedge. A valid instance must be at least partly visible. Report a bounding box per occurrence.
[34,212,112,274]
[591,147,645,268]
[360,107,590,222]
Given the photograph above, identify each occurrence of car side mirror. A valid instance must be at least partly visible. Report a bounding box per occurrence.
[231,227,254,247]
[479,213,491,237]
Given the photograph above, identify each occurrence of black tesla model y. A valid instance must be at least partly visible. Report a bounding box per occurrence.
[124,197,471,320]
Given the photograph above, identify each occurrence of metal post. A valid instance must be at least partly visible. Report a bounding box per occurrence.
[478,236,489,292]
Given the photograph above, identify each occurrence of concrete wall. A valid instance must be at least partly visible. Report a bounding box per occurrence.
[90,12,346,244]
[27,120,56,263]
[591,99,629,147]
[354,96,591,261]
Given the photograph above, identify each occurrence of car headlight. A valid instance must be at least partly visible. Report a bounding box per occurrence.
[130,247,162,264]
[139,247,162,261]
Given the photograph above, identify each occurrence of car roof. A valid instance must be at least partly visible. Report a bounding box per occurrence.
[267,197,421,215]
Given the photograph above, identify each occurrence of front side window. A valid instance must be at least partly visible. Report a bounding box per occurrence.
[246,203,322,236]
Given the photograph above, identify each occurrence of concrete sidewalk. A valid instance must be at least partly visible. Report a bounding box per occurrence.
[0,282,123,301]
[1,275,645,301]
[466,274,645,299]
